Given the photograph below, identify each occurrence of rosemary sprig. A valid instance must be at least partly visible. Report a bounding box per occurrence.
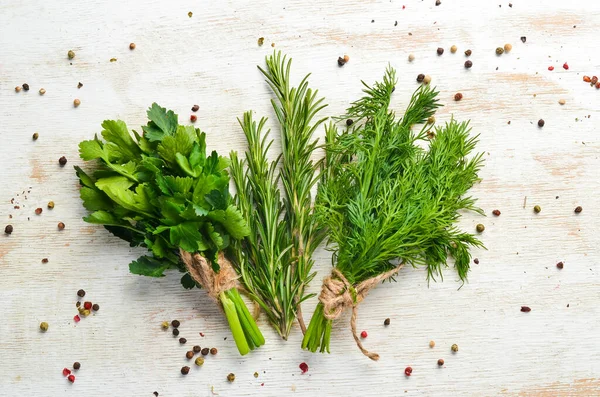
[231,52,327,339]
[302,67,484,355]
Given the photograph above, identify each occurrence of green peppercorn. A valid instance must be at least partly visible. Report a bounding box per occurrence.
[254,372,259,378]
[194,357,204,366]
[496,47,504,55]
[68,50,75,59]
[82,309,91,317]
[451,343,459,352]
[533,205,541,213]
[32,132,39,141]
[161,321,169,329]
[40,322,49,332]
[227,373,235,382]
[47,201,54,209]
[476,224,485,233]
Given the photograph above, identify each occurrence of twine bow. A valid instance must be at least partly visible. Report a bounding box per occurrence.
[318,264,404,361]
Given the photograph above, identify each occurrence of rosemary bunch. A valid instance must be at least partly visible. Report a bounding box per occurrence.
[302,67,484,357]
[230,52,327,339]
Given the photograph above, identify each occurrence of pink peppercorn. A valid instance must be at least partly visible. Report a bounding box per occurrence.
[73,315,81,323]
[405,366,413,376]
[299,362,309,374]
[190,115,197,122]
[63,368,71,376]
[360,331,368,338]
[563,62,569,70]
[68,374,75,383]
[83,301,92,310]
[548,66,554,71]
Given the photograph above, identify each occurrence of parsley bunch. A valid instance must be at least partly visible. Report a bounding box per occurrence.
[75,104,264,355]
[302,68,484,356]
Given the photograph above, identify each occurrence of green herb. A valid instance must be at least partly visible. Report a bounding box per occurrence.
[302,67,484,358]
[230,52,327,339]
[75,104,264,355]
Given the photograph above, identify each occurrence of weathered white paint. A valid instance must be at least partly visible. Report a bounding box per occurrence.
[1,0,599,395]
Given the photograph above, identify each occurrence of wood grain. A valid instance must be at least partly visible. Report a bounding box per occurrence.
[1,0,600,396]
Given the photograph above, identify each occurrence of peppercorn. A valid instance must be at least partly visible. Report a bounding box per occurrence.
[92,303,99,311]
[68,50,75,59]
[82,309,91,317]
[492,209,501,216]
[76,301,81,308]
[181,366,190,375]
[346,119,354,126]
[451,343,459,352]
[73,98,81,107]
[556,261,564,269]
[179,338,187,344]
[337,57,347,67]
[496,47,504,55]
[78,307,86,315]
[474,258,480,264]
[437,359,444,366]
[39,88,46,95]
[360,331,367,338]
[154,392,158,397]
[464,49,472,56]
[454,93,463,101]
[129,43,136,50]
[191,104,199,112]
[227,373,235,382]
[429,340,435,348]
[450,45,457,53]
[254,372,259,378]
[559,99,566,105]
[520,306,531,312]
[186,351,194,359]
[4,224,13,235]
[173,329,180,336]
[563,63,569,70]
[437,47,444,55]
[427,115,436,124]
[520,36,526,43]
[343,55,350,63]
[195,357,204,366]
[201,347,209,355]
[384,318,390,326]
[583,76,591,83]
[58,222,65,230]
[161,321,169,329]
[35,207,43,215]
[416,74,425,83]
[504,43,512,53]
[537,119,545,127]
[574,206,582,213]
[404,367,413,376]
[533,205,541,213]
[77,82,83,89]
[592,76,598,85]
[73,362,81,370]
[67,374,75,383]
[193,345,201,353]
[408,53,415,62]
[83,301,92,310]
[435,0,441,5]
[59,156,67,166]
[548,66,555,71]
[596,82,600,89]
[46,201,55,209]
[40,322,49,332]
[190,114,197,122]
[299,362,309,373]
[77,289,85,297]
[210,347,218,355]
[22,83,30,91]
[42,258,49,263]
[476,223,485,233]
[171,320,180,328]
[15,86,22,93]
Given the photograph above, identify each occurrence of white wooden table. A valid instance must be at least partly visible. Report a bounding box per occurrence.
[1,0,599,395]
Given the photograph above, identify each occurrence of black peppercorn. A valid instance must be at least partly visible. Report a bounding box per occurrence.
[92,303,99,311]
[474,258,479,264]
[556,261,564,269]
[464,49,472,56]
[227,373,235,382]
[77,289,86,297]
[32,132,39,140]
[465,60,473,69]
[73,362,81,370]
[171,320,180,328]
[22,83,30,91]
[437,358,444,366]
[337,57,346,67]
[58,222,65,230]
[179,338,187,344]
[181,366,190,375]
[574,206,582,213]
[154,393,159,397]
[435,0,441,5]
[201,347,209,356]
[437,47,444,55]
[59,156,68,166]
[186,351,194,359]
[417,74,425,83]
[210,347,218,355]
[538,119,545,127]
[5,225,13,234]
[191,104,199,112]
[173,328,180,336]
[193,345,201,353]
[346,119,354,126]
[521,36,526,43]
[384,318,390,326]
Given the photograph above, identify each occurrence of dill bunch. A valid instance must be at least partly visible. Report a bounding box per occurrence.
[301,67,484,358]
[230,52,327,339]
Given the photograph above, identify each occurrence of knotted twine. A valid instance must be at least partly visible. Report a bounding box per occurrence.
[318,263,404,361]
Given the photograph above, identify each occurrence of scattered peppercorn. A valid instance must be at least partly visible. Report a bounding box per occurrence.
[537,119,545,127]
[73,315,81,323]
[22,83,30,91]
[171,320,180,328]
[67,374,75,383]
[596,82,600,89]
[254,372,259,378]
[63,368,71,376]
[404,366,413,376]
[559,99,566,105]
[15,86,22,93]
[188,11,193,17]
[82,309,91,317]
[193,345,201,353]
[39,88,46,95]
[40,322,49,332]
[179,338,187,344]
[464,49,472,56]
[58,222,65,230]
[408,53,415,62]
[181,366,190,375]
[129,43,136,50]
[492,209,501,216]
[73,362,81,370]
[92,303,99,311]
[429,340,435,348]
[299,362,309,373]
[360,331,367,338]
[423,75,432,84]
[416,74,425,83]
[110,58,117,62]
[154,393,158,397]
[83,301,92,310]
[201,347,209,355]
[384,318,390,326]
[35,207,43,215]
[474,258,479,264]
[257,37,264,46]
[450,45,457,53]
[59,156,68,166]
[454,93,463,101]
[73,98,81,107]
[496,47,504,55]
[548,66,554,71]
[346,119,354,127]
[504,43,512,53]
[186,351,194,359]
[583,76,591,83]
[563,62,569,70]
[42,258,49,263]
[46,201,55,210]
[227,373,235,382]
[161,321,169,329]
[556,261,564,269]
[195,357,204,366]
[191,104,199,112]
[435,0,441,5]
[521,36,526,43]
[574,206,582,213]
[437,47,444,55]
[77,82,83,89]
[533,205,541,214]
[437,359,444,366]
[190,114,197,122]
[337,57,347,67]
[520,306,531,312]
[476,223,485,233]
[68,50,75,59]
[464,60,473,69]
[173,329,180,336]
[451,344,459,352]
[77,289,85,297]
